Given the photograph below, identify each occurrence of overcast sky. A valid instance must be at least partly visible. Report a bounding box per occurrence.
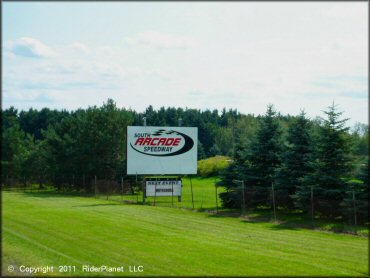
[2,2,368,126]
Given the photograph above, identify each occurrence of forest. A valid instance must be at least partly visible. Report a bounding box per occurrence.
[1,99,368,223]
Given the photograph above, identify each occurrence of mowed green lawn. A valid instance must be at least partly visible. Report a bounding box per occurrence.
[101,177,224,210]
[2,191,368,276]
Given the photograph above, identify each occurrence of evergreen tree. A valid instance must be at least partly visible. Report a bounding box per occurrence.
[245,105,283,207]
[341,161,369,225]
[355,161,369,223]
[297,103,352,218]
[1,120,34,183]
[278,111,313,208]
[220,105,283,208]
[218,142,249,208]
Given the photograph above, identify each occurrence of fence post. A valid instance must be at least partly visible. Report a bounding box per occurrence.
[190,176,194,209]
[271,181,277,222]
[215,178,218,214]
[106,181,109,200]
[121,177,124,202]
[94,175,97,198]
[353,190,357,231]
[311,185,314,224]
[241,181,246,216]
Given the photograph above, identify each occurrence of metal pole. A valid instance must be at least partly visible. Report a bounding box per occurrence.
[215,177,218,214]
[136,173,139,203]
[94,175,97,198]
[233,180,246,216]
[353,190,357,229]
[241,181,246,216]
[271,181,277,222]
[178,117,182,127]
[311,186,314,224]
[107,183,109,200]
[178,177,182,204]
[143,117,147,126]
[142,178,146,204]
[121,177,124,202]
[171,182,174,208]
[154,181,157,206]
[190,176,194,209]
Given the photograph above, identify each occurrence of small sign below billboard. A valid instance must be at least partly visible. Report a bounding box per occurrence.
[127,126,198,175]
[145,178,182,197]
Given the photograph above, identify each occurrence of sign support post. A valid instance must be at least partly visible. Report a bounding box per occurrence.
[136,173,138,203]
[154,182,157,206]
[171,183,174,207]
[142,178,146,204]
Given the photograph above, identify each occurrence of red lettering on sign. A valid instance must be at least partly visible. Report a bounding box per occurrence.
[135,137,144,145]
[173,138,181,146]
[165,138,174,146]
[134,137,182,146]
[143,138,152,146]
[150,138,159,146]
[158,138,167,145]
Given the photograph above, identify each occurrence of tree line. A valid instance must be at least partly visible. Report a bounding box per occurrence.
[1,99,368,222]
[219,104,368,223]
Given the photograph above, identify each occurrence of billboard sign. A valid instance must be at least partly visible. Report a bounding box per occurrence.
[127,126,198,175]
[145,178,182,197]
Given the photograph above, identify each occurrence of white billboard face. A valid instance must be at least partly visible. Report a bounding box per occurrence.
[146,180,182,197]
[127,126,198,175]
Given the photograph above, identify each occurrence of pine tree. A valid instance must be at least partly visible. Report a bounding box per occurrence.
[220,105,283,208]
[245,105,283,207]
[355,161,369,223]
[278,111,313,209]
[218,142,248,208]
[341,161,369,225]
[297,103,352,218]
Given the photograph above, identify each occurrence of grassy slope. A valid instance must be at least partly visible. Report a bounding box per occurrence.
[2,191,368,277]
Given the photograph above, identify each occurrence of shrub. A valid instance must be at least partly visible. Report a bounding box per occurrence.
[198,156,232,177]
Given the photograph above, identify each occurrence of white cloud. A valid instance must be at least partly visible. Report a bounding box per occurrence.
[320,3,367,20]
[3,3,367,126]
[6,37,56,58]
[123,31,198,49]
[67,43,90,54]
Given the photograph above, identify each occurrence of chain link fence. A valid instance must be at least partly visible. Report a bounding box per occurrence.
[2,175,367,234]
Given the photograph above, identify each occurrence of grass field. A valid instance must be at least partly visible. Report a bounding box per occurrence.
[97,177,224,210]
[2,191,368,276]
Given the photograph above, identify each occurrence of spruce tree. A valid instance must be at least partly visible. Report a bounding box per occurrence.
[277,111,313,209]
[297,103,352,218]
[355,161,369,223]
[243,105,283,207]
[218,141,248,208]
[341,161,369,225]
